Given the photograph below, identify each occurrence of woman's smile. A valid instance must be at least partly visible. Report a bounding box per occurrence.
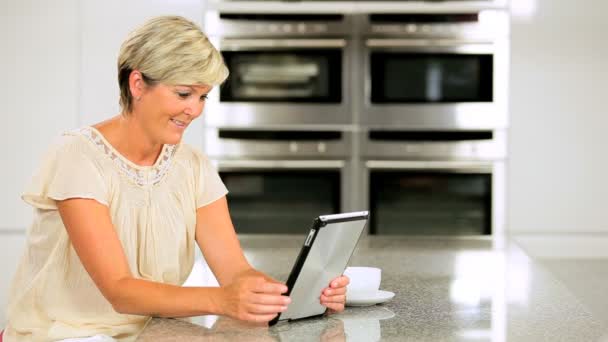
[170,117,188,129]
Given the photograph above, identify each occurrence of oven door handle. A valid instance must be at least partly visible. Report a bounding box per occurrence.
[365,39,494,51]
[365,160,493,173]
[222,39,347,49]
[215,160,345,170]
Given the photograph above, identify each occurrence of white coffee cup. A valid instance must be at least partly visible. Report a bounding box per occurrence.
[343,266,381,298]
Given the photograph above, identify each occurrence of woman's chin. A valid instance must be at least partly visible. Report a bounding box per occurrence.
[164,132,183,145]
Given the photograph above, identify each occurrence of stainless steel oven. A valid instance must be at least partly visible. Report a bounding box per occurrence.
[211,0,510,8]
[204,128,355,234]
[204,13,354,127]
[359,11,509,129]
[359,129,506,235]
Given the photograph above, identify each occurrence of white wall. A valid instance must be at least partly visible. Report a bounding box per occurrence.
[0,0,206,326]
[0,0,79,326]
[0,0,80,231]
[508,0,608,232]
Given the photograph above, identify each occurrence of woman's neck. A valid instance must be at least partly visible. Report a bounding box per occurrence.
[93,115,163,167]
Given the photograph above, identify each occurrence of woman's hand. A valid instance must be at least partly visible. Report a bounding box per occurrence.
[219,269,291,323]
[320,275,350,314]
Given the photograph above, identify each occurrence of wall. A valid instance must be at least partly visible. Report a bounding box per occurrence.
[0,0,80,326]
[0,0,80,231]
[508,0,608,232]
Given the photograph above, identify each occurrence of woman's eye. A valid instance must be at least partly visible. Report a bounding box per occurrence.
[200,94,208,101]
[177,92,190,98]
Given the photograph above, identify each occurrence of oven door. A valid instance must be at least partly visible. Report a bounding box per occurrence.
[215,160,351,234]
[207,39,352,127]
[362,39,508,129]
[364,160,504,236]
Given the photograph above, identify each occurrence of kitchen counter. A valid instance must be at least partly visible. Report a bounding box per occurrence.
[137,235,608,341]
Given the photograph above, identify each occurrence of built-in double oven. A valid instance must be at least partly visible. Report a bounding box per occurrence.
[359,129,506,236]
[204,12,354,126]
[358,11,510,129]
[203,12,357,234]
[354,10,510,236]
[203,7,510,236]
[204,128,355,234]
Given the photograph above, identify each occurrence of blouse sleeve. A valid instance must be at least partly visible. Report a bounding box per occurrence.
[22,135,109,210]
[194,150,228,208]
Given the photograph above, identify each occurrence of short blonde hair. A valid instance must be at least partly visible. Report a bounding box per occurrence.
[117,15,228,112]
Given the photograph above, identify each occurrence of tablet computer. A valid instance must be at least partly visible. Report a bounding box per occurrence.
[269,211,369,326]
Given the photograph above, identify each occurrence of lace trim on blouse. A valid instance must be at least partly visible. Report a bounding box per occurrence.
[75,127,178,187]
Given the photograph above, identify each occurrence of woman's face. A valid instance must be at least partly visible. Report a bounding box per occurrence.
[135,81,212,145]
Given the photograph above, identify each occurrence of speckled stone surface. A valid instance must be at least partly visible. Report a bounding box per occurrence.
[137,236,608,341]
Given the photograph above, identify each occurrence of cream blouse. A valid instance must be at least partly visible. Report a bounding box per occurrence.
[4,127,228,342]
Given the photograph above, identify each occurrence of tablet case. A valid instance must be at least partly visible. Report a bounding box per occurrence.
[269,211,369,326]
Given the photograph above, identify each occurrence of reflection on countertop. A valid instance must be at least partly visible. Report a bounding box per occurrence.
[139,306,394,342]
[137,235,608,341]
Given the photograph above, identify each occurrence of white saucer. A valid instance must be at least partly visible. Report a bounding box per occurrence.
[346,290,395,307]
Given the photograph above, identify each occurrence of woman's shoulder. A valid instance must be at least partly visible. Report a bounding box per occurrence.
[43,127,96,158]
[22,127,111,210]
[30,127,106,180]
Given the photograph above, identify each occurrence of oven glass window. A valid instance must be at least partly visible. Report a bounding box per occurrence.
[370,171,491,235]
[370,53,493,103]
[220,171,341,234]
[221,50,342,103]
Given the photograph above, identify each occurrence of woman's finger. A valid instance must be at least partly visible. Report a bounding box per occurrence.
[245,312,280,323]
[321,294,346,304]
[252,278,288,294]
[247,303,288,315]
[323,287,346,296]
[330,275,350,288]
[250,293,291,306]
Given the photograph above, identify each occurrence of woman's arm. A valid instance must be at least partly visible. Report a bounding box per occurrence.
[194,196,350,316]
[59,196,288,322]
[57,198,235,319]
[194,196,251,284]
[195,196,291,321]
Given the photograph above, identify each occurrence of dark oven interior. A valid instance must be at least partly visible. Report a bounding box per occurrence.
[369,170,492,235]
[220,170,341,234]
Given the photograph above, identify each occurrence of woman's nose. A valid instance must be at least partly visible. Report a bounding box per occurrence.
[184,100,204,117]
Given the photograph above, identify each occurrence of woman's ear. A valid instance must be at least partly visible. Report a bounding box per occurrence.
[129,70,145,101]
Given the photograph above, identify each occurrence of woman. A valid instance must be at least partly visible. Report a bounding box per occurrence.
[3,16,349,342]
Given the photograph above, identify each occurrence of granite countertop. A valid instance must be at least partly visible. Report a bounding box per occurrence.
[137,236,608,341]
